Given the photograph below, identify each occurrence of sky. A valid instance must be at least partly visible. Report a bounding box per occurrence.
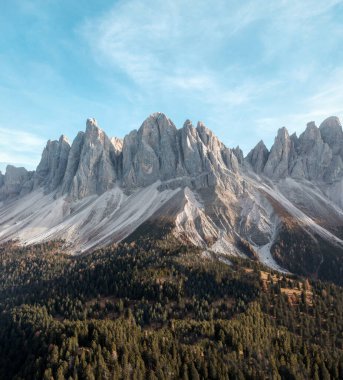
[0,0,343,171]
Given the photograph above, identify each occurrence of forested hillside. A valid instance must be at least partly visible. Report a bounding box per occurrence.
[0,239,343,379]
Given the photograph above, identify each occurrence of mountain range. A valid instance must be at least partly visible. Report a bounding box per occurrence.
[1,113,343,283]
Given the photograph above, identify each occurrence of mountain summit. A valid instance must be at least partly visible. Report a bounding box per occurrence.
[0,113,343,284]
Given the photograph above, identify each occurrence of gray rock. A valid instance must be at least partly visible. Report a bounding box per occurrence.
[0,114,244,201]
[319,116,343,156]
[111,137,123,154]
[178,120,204,176]
[247,118,343,185]
[324,154,343,183]
[263,127,295,178]
[196,121,238,173]
[61,131,85,196]
[121,113,239,189]
[34,135,70,192]
[0,165,33,201]
[3,112,343,266]
[122,113,179,187]
[222,147,240,173]
[233,146,244,165]
[246,140,269,174]
[64,118,119,199]
[291,122,332,180]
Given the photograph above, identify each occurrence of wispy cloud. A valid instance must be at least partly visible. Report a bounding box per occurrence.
[305,69,343,116]
[1,0,343,167]
[80,0,343,136]
[254,68,343,147]
[0,127,46,171]
[80,0,264,91]
[79,0,288,144]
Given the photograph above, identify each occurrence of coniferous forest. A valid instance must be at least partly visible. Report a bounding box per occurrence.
[1,236,343,380]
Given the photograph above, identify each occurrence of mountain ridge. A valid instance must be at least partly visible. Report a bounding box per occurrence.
[0,113,343,284]
[1,113,342,198]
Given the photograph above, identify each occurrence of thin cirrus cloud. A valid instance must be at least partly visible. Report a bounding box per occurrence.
[80,0,343,151]
[255,68,343,143]
[79,0,282,152]
[0,0,343,170]
[80,0,264,91]
[0,127,46,172]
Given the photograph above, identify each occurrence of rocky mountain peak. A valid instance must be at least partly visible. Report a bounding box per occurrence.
[140,113,177,135]
[256,140,267,149]
[122,113,179,188]
[304,120,319,133]
[196,121,208,131]
[2,112,343,276]
[86,117,98,129]
[183,119,193,128]
[319,116,343,156]
[233,146,244,165]
[59,134,69,144]
[263,127,293,178]
[63,120,118,199]
[290,132,298,142]
[290,121,332,180]
[276,126,290,141]
[320,115,342,130]
[244,117,343,183]
[0,165,34,200]
[299,121,322,150]
[34,135,71,192]
[182,119,196,138]
[306,120,316,128]
[111,137,123,154]
[196,121,215,146]
[246,140,269,174]
[142,113,175,134]
[4,113,343,206]
[302,121,321,142]
[85,118,107,143]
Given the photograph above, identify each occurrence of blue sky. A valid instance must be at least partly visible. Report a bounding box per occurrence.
[1,0,343,171]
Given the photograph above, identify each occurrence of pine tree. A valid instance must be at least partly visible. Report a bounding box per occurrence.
[189,362,200,380]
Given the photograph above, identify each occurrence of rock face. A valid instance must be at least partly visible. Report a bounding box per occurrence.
[233,146,244,165]
[1,112,343,284]
[319,116,343,156]
[244,116,343,211]
[122,113,239,189]
[61,131,85,196]
[34,135,71,192]
[111,137,123,154]
[62,118,120,199]
[263,127,295,178]
[3,112,343,202]
[122,113,179,187]
[0,165,34,201]
[3,112,343,205]
[291,122,332,180]
[245,117,343,186]
[245,140,269,174]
